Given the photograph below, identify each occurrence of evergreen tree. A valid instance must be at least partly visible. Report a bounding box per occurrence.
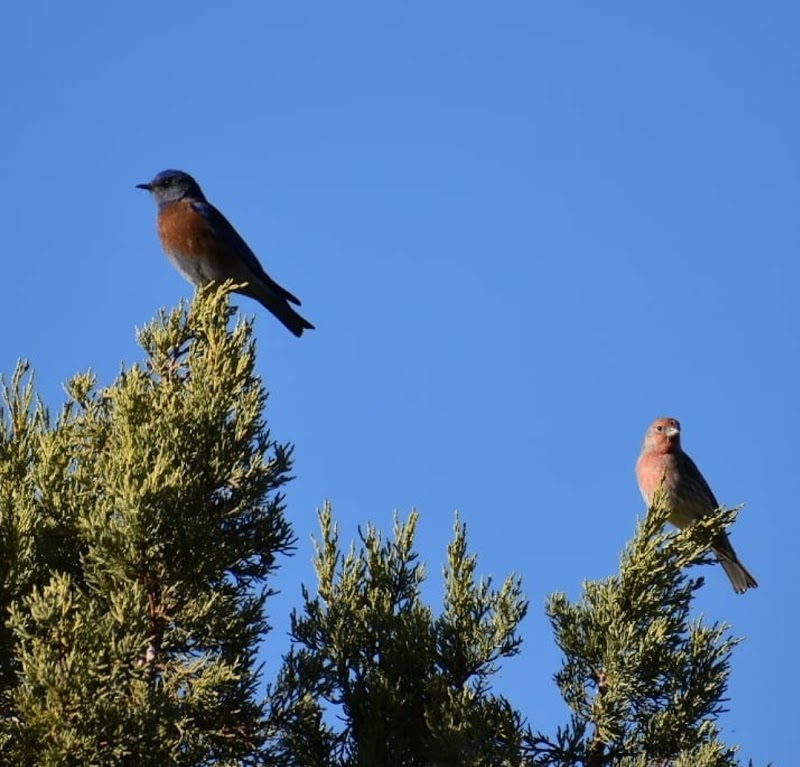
[524,494,752,767]
[266,507,528,767]
[267,496,759,767]
[0,286,294,766]
[0,287,763,766]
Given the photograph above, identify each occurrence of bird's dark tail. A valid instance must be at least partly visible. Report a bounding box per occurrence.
[239,281,315,337]
[715,548,758,594]
[274,302,315,337]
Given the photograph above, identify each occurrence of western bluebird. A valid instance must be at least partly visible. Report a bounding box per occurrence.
[636,417,757,594]
[137,169,314,337]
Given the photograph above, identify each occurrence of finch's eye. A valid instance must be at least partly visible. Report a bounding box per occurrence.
[655,425,663,432]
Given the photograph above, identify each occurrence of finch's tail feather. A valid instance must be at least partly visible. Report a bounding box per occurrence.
[716,549,758,594]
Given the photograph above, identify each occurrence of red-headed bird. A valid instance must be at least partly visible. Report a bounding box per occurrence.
[635,417,757,594]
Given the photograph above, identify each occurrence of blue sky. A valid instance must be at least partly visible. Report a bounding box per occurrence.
[2,2,797,762]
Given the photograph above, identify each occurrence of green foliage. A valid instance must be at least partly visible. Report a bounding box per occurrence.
[0,285,294,766]
[526,491,748,767]
[266,505,528,767]
[0,285,763,766]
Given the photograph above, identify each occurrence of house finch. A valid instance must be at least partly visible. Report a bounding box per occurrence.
[635,417,757,594]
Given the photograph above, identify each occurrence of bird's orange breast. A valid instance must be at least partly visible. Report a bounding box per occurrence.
[157,201,216,259]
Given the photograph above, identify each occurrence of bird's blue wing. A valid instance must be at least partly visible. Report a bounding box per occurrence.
[190,201,302,305]
[190,202,270,279]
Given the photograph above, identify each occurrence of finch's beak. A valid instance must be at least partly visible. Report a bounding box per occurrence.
[665,426,679,438]
[136,182,152,191]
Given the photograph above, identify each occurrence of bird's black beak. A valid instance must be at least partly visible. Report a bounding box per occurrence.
[136,182,152,191]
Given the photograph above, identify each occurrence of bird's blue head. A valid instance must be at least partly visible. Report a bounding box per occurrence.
[137,169,207,206]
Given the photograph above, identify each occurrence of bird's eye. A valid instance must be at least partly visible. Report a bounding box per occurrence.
[162,178,173,187]
[655,425,663,432]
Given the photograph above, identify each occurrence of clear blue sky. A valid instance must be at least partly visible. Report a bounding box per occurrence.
[2,3,796,762]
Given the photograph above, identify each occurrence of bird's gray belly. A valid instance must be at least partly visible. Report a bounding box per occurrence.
[165,248,214,286]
